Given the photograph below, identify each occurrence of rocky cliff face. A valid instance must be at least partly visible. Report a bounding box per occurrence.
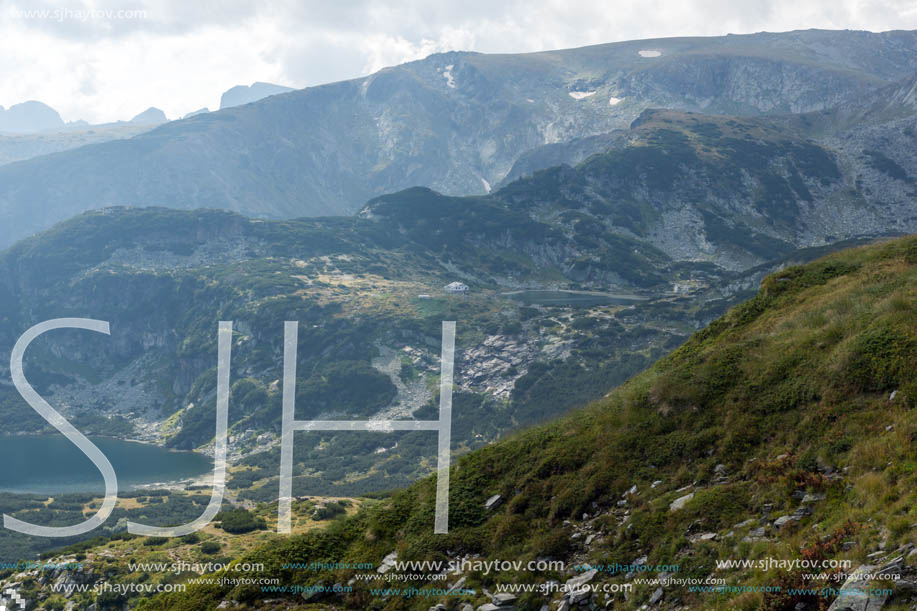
[365,108,916,284]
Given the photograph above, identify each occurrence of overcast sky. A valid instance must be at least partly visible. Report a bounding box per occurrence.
[1,0,916,124]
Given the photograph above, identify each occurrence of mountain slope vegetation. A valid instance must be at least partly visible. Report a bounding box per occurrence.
[141,235,917,610]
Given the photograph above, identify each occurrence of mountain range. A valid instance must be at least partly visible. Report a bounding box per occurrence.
[0,28,916,610]
[219,81,295,109]
[0,81,290,168]
[0,100,904,502]
[0,101,64,133]
[0,29,914,498]
[0,29,916,249]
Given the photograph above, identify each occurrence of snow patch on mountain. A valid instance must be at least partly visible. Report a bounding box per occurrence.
[442,64,456,88]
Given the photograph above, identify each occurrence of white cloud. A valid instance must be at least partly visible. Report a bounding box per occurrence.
[0,0,915,123]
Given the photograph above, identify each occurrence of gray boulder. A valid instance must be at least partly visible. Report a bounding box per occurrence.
[669,493,694,512]
[485,495,503,510]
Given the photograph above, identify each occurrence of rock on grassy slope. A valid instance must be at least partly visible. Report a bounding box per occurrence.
[144,235,917,609]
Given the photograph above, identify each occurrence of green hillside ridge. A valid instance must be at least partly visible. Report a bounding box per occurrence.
[139,235,917,610]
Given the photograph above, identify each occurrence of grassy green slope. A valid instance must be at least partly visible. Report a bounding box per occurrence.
[145,235,917,610]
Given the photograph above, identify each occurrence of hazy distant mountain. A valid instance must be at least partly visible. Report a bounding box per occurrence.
[0,124,160,167]
[182,107,210,119]
[0,101,64,133]
[0,105,166,166]
[219,81,295,109]
[129,107,168,124]
[0,29,916,248]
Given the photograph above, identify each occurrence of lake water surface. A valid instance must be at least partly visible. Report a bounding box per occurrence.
[0,435,211,495]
